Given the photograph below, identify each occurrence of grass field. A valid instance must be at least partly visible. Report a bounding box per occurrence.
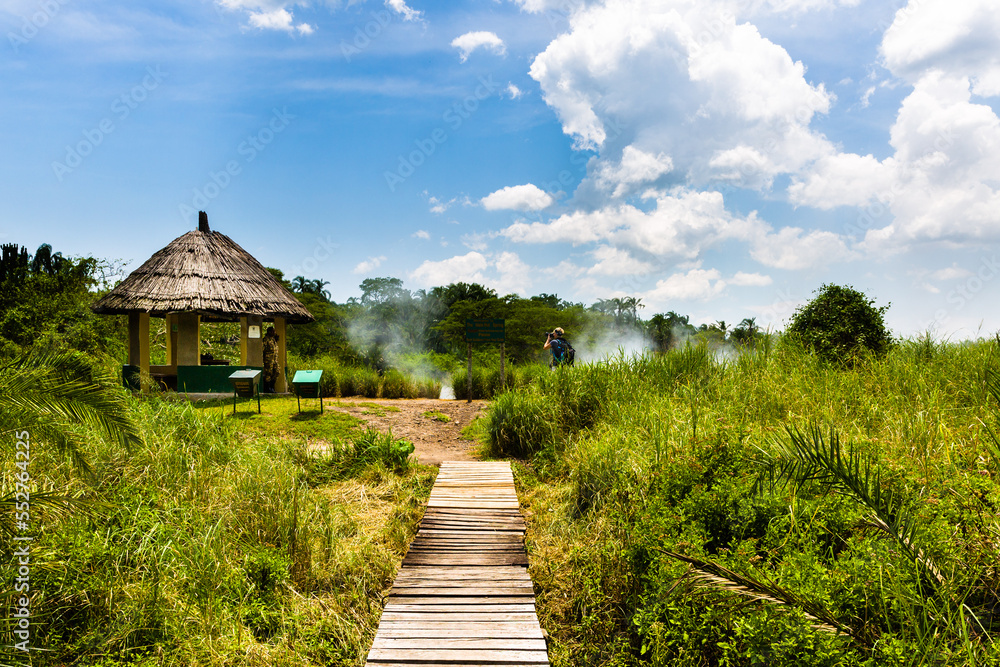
[5,336,1000,666]
[0,393,433,666]
[481,338,1000,666]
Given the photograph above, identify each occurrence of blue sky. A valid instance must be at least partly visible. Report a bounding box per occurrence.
[3,0,1000,339]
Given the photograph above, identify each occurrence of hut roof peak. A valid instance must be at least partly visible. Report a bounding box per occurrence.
[91,215,314,323]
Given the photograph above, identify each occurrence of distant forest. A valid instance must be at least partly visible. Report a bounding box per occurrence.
[0,242,762,368]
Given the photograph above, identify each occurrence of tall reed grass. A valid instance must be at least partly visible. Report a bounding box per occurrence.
[0,394,433,665]
[287,353,441,399]
[487,339,1000,666]
[451,361,549,400]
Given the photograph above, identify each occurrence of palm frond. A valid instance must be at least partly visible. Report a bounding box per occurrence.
[754,423,943,593]
[661,549,853,638]
[979,366,1000,468]
[979,419,1000,470]
[0,348,143,475]
[0,490,87,538]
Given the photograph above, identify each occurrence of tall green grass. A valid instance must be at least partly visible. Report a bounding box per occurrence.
[0,394,433,666]
[486,339,1000,666]
[452,361,549,400]
[287,353,441,399]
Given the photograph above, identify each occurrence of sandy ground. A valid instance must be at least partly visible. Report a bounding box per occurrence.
[328,397,489,465]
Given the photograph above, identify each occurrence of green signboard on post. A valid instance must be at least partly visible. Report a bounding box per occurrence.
[463,319,506,403]
[465,318,505,342]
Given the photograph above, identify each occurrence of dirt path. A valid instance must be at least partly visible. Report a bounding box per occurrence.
[328,398,490,465]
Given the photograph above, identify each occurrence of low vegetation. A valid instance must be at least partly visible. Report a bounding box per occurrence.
[4,239,998,666]
[287,354,440,399]
[484,340,1000,666]
[0,373,431,665]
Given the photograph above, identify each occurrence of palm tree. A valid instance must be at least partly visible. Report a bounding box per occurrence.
[0,348,143,535]
[664,424,988,652]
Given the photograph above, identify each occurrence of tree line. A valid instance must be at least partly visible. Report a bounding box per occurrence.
[2,242,889,371]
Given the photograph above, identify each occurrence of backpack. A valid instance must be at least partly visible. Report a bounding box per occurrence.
[550,338,575,366]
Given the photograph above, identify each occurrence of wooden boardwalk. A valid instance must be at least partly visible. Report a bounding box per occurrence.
[365,461,550,666]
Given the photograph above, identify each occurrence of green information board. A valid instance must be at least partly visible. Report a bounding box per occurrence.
[465,318,505,342]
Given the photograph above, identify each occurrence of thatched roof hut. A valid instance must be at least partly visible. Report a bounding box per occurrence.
[93,212,313,393]
[93,213,313,323]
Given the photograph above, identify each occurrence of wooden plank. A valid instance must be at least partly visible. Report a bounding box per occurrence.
[383,604,537,613]
[371,638,547,650]
[367,648,549,663]
[366,461,549,667]
[391,588,535,597]
[374,623,544,638]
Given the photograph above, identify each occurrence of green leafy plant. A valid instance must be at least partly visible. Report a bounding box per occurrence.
[422,410,450,423]
[786,284,893,365]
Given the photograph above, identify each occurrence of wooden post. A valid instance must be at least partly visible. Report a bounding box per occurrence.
[274,317,288,393]
[466,342,472,404]
[239,317,248,365]
[128,312,150,377]
[175,312,200,366]
[165,313,178,367]
[500,342,505,392]
[245,315,264,367]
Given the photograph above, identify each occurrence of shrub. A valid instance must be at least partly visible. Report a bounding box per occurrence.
[380,369,413,399]
[482,391,557,458]
[351,428,415,472]
[786,283,893,365]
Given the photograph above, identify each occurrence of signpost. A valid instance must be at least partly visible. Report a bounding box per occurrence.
[464,319,505,403]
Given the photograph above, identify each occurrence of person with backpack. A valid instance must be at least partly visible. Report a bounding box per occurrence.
[544,327,575,368]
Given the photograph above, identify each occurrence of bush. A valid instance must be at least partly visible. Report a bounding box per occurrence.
[786,283,893,365]
[452,362,547,400]
[482,391,557,458]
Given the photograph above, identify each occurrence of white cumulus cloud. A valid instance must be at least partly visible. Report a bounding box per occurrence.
[353,255,387,274]
[411,252,489,286]
[881,0,1000,96]
[218,1,314,34]
[481,184,554,211]
[528,0,834,191]
[750,227,855,270]
[385,0,424,22]
[594,146,674,198]
[451,31,506,62]
[502,188,761,260]
[643,267,727,302]
[409,251,534,294]
[730,271,773,286]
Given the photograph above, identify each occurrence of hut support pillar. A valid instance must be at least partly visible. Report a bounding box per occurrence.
[275,317,287,393]
[128,313,150,377]
[244,315,263,367]
[176,313,201,366]
[165,313,178,367]
[240,317,247,365]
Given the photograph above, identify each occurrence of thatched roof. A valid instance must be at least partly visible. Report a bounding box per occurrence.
[92,213,314,323]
